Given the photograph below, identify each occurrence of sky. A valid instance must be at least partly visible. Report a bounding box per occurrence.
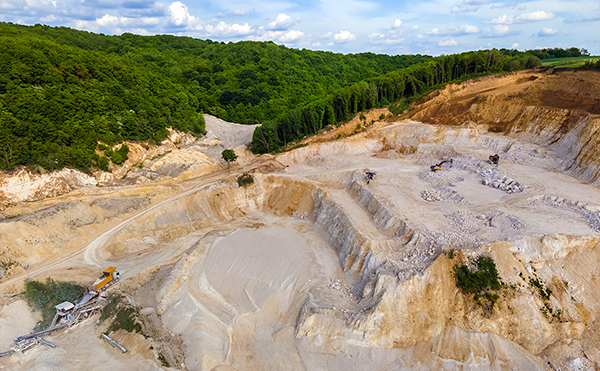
[1,0,599,55]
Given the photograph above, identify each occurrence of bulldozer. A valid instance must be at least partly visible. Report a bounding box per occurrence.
[430,159,453,172]
[489,154,500,165]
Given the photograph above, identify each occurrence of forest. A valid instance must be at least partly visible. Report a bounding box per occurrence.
[0,22,430,172]
[250,49,543,153]
[0,22,585,171]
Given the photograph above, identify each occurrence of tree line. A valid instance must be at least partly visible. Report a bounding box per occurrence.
[250,49,542,153]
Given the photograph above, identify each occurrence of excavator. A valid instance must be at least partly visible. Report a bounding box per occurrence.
[430,159,453,172]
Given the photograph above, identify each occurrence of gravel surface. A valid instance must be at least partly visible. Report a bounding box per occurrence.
[203,114,259,149]
[526,195,600,233]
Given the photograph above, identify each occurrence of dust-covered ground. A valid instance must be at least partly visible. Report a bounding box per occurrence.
[1,69,599,371]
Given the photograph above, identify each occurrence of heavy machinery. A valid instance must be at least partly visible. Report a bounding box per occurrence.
[1,267,120,358]
[365,171,375,184]
[489,154,500,165]
[89,267,120,292]
[430,159,453,172]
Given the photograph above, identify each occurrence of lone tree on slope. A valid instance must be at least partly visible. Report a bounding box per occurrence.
[221,149,238,172]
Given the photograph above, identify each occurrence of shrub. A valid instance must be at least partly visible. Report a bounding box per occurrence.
[237,173,254,187]
[23,278,85,330]
[98,156,110,171]
[108,307,142,333]
[453,256,502,311]
[529,277,552,300]
[454,256,501,294]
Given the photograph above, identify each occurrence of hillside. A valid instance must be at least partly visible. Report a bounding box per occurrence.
[0,23,430,173]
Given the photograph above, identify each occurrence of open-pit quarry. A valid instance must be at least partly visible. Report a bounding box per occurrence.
[1,69,599,371]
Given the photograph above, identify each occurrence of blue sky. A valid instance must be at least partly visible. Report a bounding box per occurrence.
[1,0,598,55]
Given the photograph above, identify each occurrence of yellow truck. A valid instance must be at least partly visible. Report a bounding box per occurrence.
[89,267,120,292]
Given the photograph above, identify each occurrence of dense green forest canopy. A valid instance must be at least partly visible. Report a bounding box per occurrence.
[250,48,545,153]
[0,22,587,172]
[0,22,432,173]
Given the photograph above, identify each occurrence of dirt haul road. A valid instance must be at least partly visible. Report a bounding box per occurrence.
[0,169,230,292]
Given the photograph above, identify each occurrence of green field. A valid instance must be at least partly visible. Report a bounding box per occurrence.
[540,56,599,68]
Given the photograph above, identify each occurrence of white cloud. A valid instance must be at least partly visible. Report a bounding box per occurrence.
[490,1,526,10]
[490,15,514,24]
[439,38,457,46]
[463,0,487,4]
[96,14,129,26]
[217,7,255,17]
[428,24,479,36]
[254,29,304,43]
[1,0,58,15]
[204,21,252,37]
[451,5,479,13]
[268,13,295,30]
[167,2,197,27]
[413,25,418,30]
[323,32,332,38]
[40,14,59,22]
[312,41,321,47]
[491,24,511,36]
[490,11,553,24]
[518,11,553,21]
[481,24,520,38]
[564,14,600,23]
[537,27,558,36]
[394,19,402,28]
[327,41,334,46]
[334,30,356,43]
[131,28,150,35]
[278,30,304,42]
[512,43,519,49]
[369,32,403,45]
[416,34,423,40]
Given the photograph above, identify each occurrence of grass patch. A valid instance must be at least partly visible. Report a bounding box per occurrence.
[23,278,86,331]
[540,56,599,69]
[100,293,122,321]
[100,293,142,334]
[108,307,142,333]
